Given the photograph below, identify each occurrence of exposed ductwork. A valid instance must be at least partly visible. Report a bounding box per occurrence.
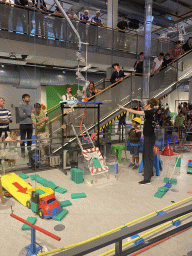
[0,66,69,88]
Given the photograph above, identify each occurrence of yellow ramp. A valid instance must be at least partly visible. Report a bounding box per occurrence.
[1,173,32,206]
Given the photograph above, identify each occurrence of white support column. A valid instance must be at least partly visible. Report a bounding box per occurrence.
[189,78,192,104]
[107,0,118,28]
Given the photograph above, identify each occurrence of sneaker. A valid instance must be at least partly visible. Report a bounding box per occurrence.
[128,162,135,167]
[132,165,139,170]
[139,180,151,185]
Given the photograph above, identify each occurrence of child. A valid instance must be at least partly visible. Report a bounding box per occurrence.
[4,131,20,167]
[128,117,142,169]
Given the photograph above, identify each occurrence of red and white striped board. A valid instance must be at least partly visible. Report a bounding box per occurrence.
[82,147,108,175]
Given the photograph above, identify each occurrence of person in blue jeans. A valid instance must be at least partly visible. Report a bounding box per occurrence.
[128,117,141,169]
[119,97,158,184]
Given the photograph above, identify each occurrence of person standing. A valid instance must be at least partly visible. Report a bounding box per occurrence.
[151,53,164,74]
[119,97,158,184]
[182,37,192,53]
[62,85,75,101]
[79,10,90,42]
[18,94,34,157]
[115,14,128,49]
[89,10,102,46]
[0,97,12,139]
[110,63,125,84]
[128,117,142,169]
[31,103,49,162]
[134,52,144,74]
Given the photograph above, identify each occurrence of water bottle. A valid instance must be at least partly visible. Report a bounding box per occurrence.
[114,162,118,174]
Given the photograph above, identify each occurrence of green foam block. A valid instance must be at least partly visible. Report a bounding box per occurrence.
[71,192,86,199]
[55,187,67,194]
[52,209,68,221]
[60,200,72,207]
[22,216,37,230]
[19,173,29,179]
[154,191,166,198]
[158,187,169,192]
[169,178,177,185]
[187,167,192,173]
[163,177,170,183]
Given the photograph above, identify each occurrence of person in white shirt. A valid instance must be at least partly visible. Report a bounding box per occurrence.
[62,85,75,101]
[152,53,164,74]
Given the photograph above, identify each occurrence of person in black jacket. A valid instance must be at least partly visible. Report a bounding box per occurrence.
[182,37,192,53]
[134,52,143,74]
[110,63,125,84]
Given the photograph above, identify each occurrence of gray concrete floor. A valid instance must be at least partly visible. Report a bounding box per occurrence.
[0,150,192,256]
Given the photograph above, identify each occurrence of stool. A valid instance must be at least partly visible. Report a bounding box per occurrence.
[111,144,127,164]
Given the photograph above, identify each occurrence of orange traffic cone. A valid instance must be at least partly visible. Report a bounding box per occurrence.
[161,143,174,156]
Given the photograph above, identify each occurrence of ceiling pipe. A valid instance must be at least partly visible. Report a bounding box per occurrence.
[0,66,69,88]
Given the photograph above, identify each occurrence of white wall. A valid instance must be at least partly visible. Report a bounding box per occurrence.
[0,84,41,129]
[162,89,189,112]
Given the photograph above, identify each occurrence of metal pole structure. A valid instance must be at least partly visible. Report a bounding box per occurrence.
[142,0,153,103]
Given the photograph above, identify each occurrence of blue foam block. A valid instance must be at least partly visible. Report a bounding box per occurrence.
[164,183,172,188]
[131,234,144,245]
[172,219,181,227]
[157,210,166,216]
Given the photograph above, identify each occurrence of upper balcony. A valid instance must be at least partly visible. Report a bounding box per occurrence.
[0,2,174,63]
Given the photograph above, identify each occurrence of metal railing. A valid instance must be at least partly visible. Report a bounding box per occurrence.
[0,3,174,55]
[47,49,192,153]
[0,136,62,173]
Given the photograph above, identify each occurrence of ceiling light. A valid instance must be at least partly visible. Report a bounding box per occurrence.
[1,64,4,67]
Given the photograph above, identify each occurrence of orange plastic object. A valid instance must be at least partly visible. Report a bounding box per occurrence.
[161,143,174,156]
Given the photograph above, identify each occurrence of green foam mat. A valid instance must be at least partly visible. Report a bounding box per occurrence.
[52,209,68,221]
[45,181,57,189]
[163,177,170,183]
[30,174,40,180]
[154,191,166,198]
[19,173,29,179]
[35,189,46,195]
[169,178,177,185]
[55,187,67,194]
[60,200,72,207]
[36,177,45,183]
[39,179,49,186]
[158,187,169,192]
[71,192,86,199]
[22,216,37,230]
